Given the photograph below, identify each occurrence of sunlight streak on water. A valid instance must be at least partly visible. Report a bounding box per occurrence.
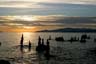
[21,32,36,45]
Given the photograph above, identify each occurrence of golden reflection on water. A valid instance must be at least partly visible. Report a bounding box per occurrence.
[21,32,37,45]
[23,32,32,38]
[18,32,37,63]
[21,32,36,45]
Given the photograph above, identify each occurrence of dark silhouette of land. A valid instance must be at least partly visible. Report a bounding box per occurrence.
[37,28,96,32]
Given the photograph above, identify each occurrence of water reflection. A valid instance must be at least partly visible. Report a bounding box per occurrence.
[21,32,36,45]
[1,33,96,64]
[22,32,32,41]
[19,32,33,53]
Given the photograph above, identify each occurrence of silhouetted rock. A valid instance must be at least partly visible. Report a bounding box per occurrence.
[36,38,52,60]
[0,42,1,46]
[94,38,96,42]
[36,37,46,53]
[37,28,96,32]
[0,60,10,64]
[28,41,31,51]
[20,34,24,52]
[44,39,50,60]
[55,37,64,41]
[20,34,24,46]
[79,34,90,43]
[68,37,79,42]
[48,35,52,40]
[81,34,90,40]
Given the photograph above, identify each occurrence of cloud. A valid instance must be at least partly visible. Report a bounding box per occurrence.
[0,15,96,29]
[0,1,44,8]
[0,0,96,17]
[0,0,96,9]
[0,0,96,5]
[0,2,96,16]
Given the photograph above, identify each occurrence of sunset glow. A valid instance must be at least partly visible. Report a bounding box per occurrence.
[4,28,37,32]
[0,1,96,64]
[0,15,96,32]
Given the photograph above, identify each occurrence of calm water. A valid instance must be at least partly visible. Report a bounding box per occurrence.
[0,32,96,64]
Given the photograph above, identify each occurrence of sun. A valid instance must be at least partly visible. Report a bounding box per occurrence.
[20,16,36,21]
[21,16,37,21]
[24,26,35,29]
[9,16,38,21]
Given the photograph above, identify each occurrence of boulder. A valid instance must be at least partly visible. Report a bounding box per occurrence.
[0,60,10,64]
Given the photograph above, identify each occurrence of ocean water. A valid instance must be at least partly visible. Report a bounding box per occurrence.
[0,32,96,64]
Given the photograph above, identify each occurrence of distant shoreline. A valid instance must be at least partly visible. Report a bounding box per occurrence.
[37,28,96,33]
[1,28,96,33]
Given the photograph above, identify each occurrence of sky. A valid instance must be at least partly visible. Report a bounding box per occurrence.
[0,0,96,16]
[0,0,96,32]
[0,0,96,4]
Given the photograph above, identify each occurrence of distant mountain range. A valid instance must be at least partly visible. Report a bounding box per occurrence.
[37,28,96,32]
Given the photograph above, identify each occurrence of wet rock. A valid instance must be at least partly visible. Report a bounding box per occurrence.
[0,60,10,64]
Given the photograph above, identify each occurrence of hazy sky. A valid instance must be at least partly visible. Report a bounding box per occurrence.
[0,0,96,32]
[0,0,96,4]
[0,0,96,16]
